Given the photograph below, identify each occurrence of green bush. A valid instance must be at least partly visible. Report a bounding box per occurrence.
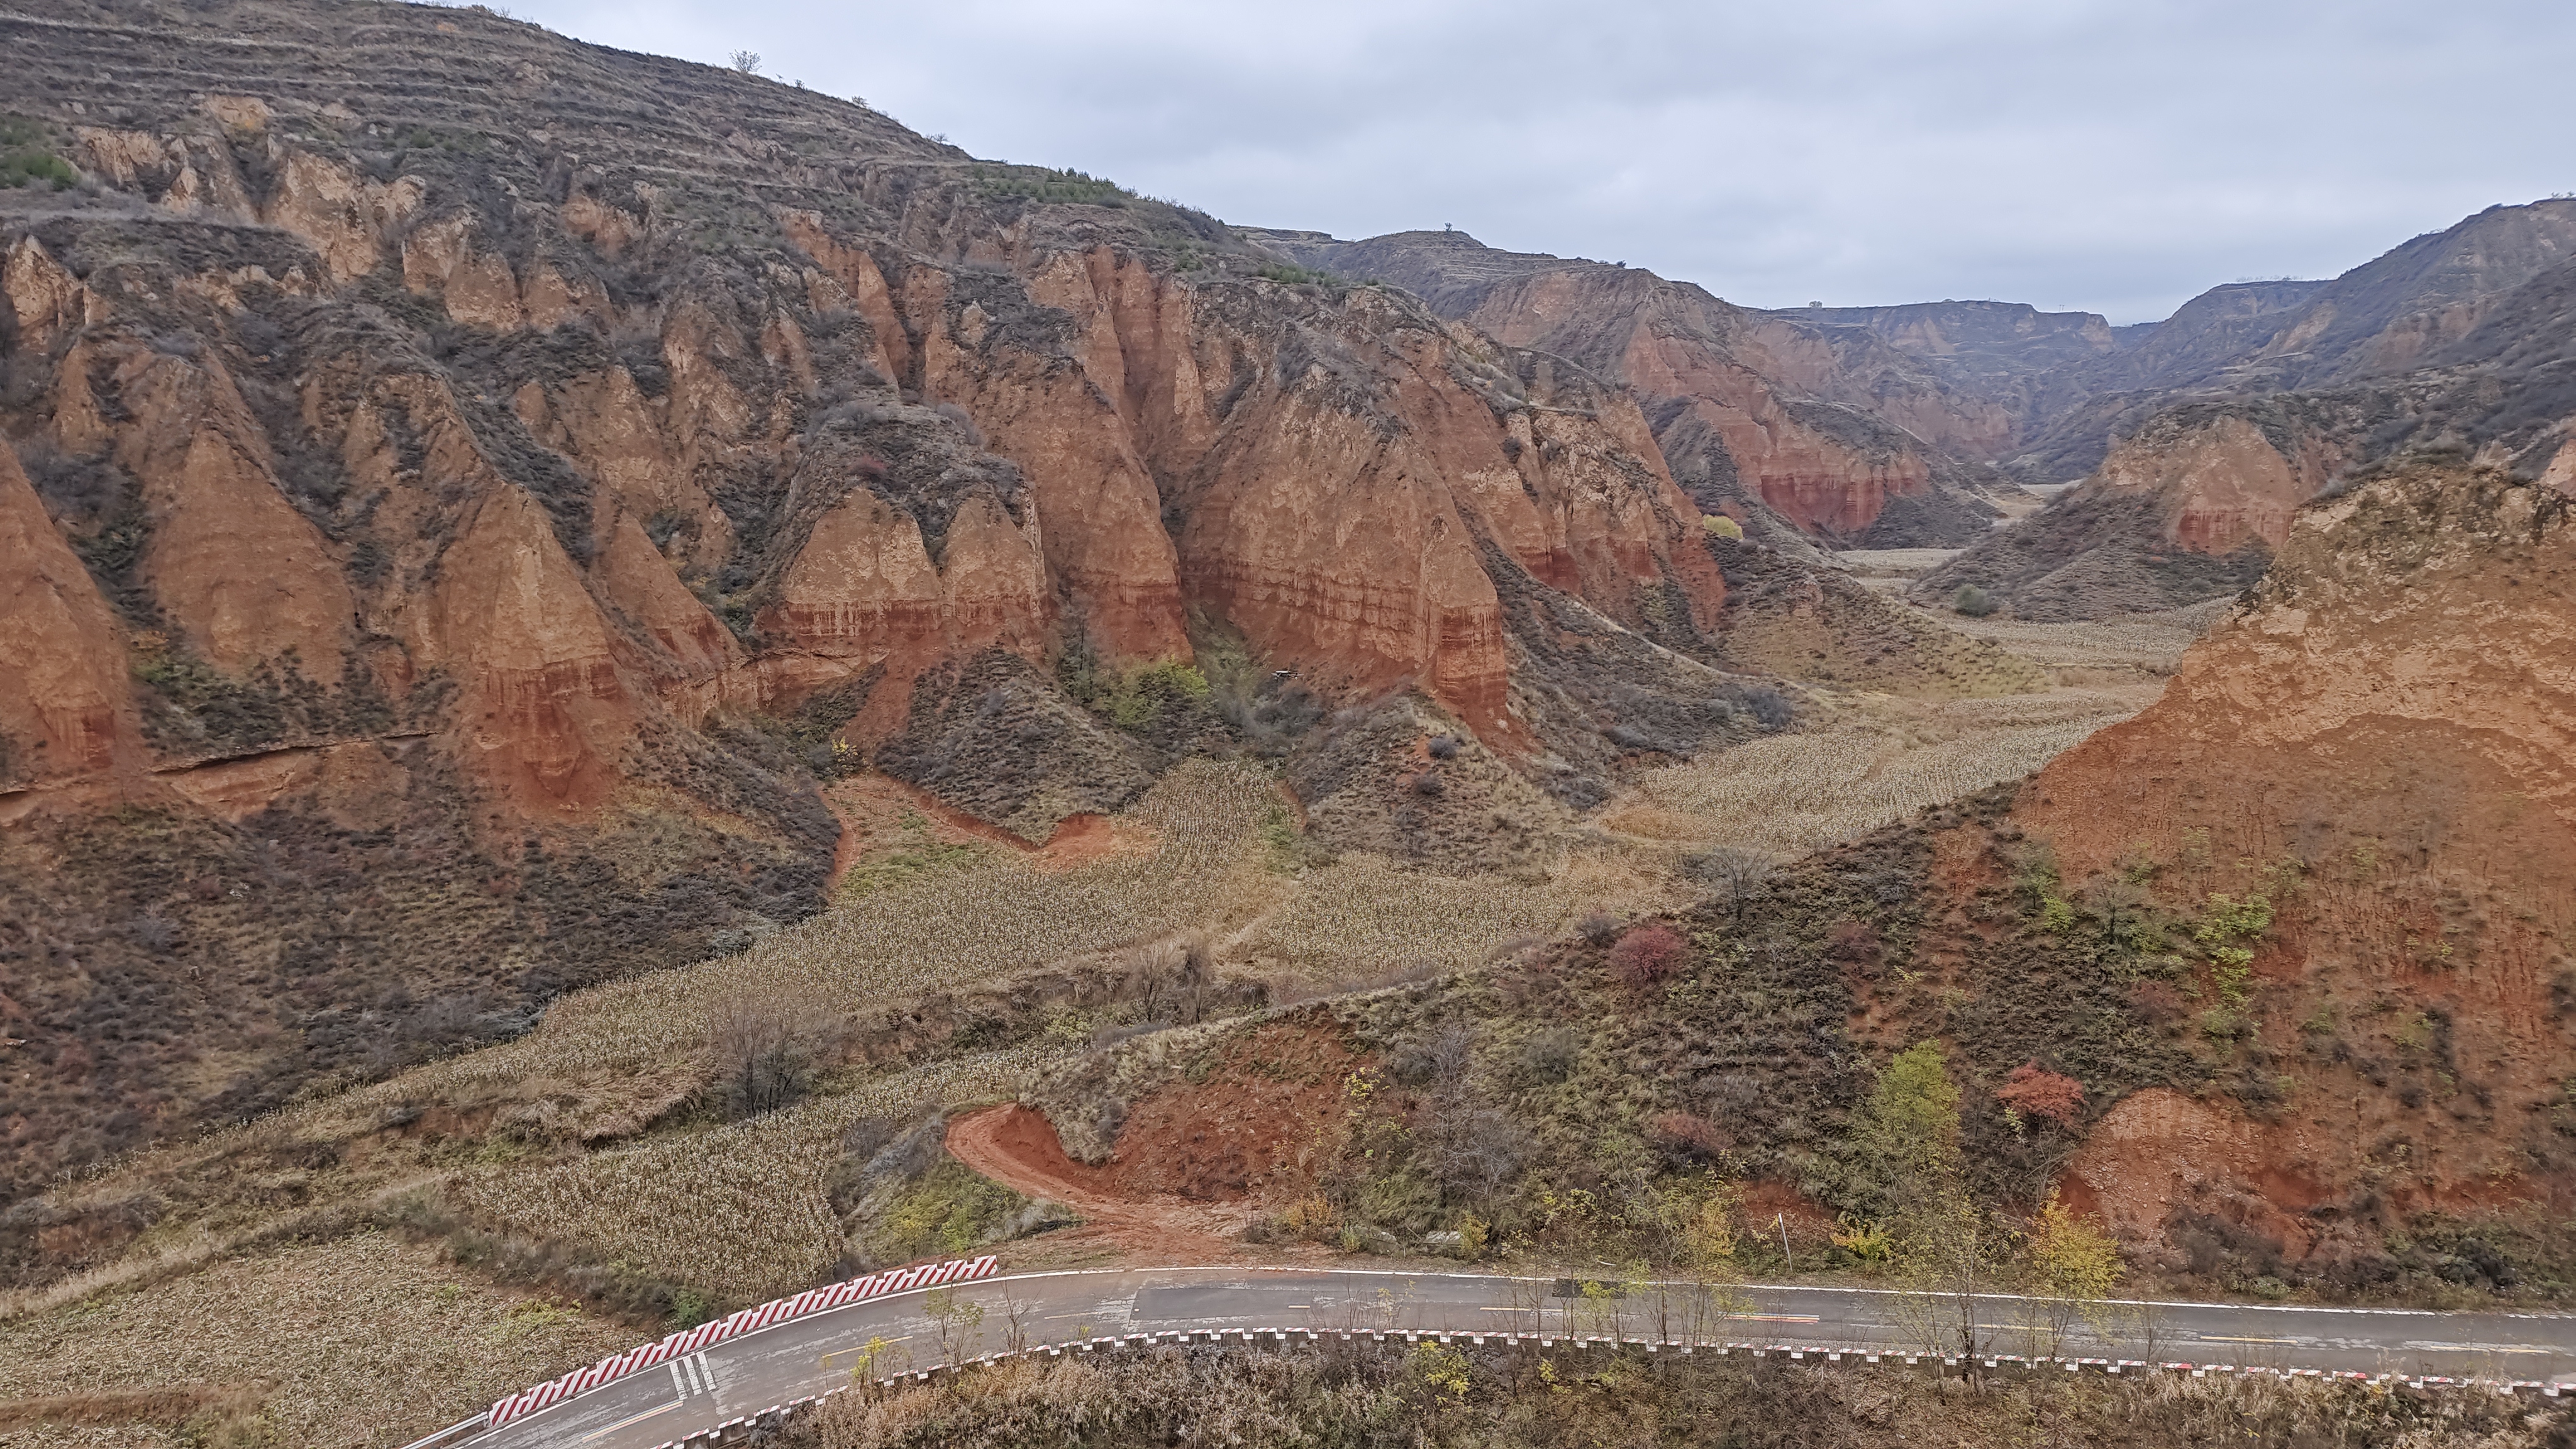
[1062,651,1211,733]
[1,117,75,189]
[971,165,1130,206]
[1950,584,1999,618]
[1253,261,1338,287]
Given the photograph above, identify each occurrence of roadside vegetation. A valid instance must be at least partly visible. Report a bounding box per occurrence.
[775,1345,2576,1449]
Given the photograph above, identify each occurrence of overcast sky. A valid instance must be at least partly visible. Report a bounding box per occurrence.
[504,0,2575,323]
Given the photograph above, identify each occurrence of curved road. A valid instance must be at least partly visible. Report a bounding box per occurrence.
[455,1267,2576,1449]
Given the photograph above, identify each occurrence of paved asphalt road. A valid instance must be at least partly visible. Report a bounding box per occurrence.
[460,1267,2576,1449]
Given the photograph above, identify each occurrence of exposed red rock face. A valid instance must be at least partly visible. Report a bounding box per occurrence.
[0,0,1738,1182]
[1246,230,2004,549]
[4,58,1720,828]
[2091,413,2345,557]
[1917,399,2371,620]
[0,444,148,801]
[2019,467,2576,1273]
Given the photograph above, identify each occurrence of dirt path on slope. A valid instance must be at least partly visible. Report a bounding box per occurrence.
[945,1104,1256,1262]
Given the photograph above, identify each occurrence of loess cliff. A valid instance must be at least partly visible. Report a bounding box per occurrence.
[1250,228,2009,550]
[0,0,1743,1194]
[2019,465,2576,1275]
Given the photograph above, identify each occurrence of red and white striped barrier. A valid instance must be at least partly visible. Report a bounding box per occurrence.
[489,1255,998,1427]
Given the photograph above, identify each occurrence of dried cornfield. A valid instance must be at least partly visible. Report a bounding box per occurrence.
[1626,688,2151,862]
[0,1231,631,1449]
[1246,851,1690,985]
[454,1048,1066,1301]
[1937,598,2229,672]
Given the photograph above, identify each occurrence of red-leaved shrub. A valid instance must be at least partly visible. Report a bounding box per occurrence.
[1609,923,1689,987]
[1994,1063,2085,1128]
[1648,1110,1730,1158]
[1824,918,1880,965]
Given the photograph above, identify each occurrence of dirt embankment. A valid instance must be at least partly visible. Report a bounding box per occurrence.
[944,1105,1251,1261]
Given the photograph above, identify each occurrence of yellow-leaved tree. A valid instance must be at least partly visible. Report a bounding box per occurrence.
[2026,1189,2123,1359]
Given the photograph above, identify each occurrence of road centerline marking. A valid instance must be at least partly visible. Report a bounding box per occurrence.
[580,1399,679,1441]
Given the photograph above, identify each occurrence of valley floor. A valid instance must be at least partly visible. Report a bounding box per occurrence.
[0,606,2213,1448]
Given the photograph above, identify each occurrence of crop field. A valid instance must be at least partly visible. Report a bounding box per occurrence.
[0,1231,630,1449]
[455,1047,1067,1301]
[1246,849,1689,987]
[1938,598,2230,673]
[1622,686,2155,862]
[92,763,1292,1164]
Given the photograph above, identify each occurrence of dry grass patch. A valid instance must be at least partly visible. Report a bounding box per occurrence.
[0,1232,629,1449]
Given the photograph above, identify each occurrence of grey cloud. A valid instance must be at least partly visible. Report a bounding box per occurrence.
[510,0,2576,322]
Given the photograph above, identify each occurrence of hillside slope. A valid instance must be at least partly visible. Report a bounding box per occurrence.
[1925,201,2576,618]
[1020,465,2575,1291]
[0,0,1743,1192]
[1250,228,2007,549]
[2019,465,2576,1270]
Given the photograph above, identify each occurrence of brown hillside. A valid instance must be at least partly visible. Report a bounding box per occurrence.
[1250,228,2007,549]
[0,0,1736,1192]
[2020,466,2576,1273]
[1011,466,2573,1296]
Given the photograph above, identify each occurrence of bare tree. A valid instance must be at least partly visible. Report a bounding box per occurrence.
[996,1287,1033,1354]
[727,50,762,74]
[1691,848,1775,926]
[1418,1023,1531,1213]
[704,991,818,1119]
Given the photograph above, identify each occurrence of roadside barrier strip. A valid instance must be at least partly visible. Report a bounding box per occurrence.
[650,1330,2568,1446]
[483,1256,999,1428]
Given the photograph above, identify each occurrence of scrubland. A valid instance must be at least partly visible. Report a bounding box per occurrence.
[779,1342,2573,1449]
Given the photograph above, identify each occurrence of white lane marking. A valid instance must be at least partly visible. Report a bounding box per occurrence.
[941,1265,2576,1322]
[579,1399,679,1442]
[667,1362,686,1397]
[2402,1342,2560,1355]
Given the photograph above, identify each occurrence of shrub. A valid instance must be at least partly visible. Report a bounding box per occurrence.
[1701,513,1744,540]
[1823,918,1879,963]
[0,118,74,191]
[1576,911,1619,947]
[2129,979,2187,1025]
[1426,734,1460,760]
[1279,1194,1340,1241]
[970,165,1131,206]
[1739,686,1794,731]
[1518,1025,1579,1082]
[1648,1110,1729,1158]
[1608,923,1688,987]
[1253,261,1337,287]
[1993,1063,2085,1128]
[1951,584,1999,617]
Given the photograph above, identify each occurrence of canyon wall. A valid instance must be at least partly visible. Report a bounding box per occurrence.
[1252,229,2006,549]
[0,0,1731,1192]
